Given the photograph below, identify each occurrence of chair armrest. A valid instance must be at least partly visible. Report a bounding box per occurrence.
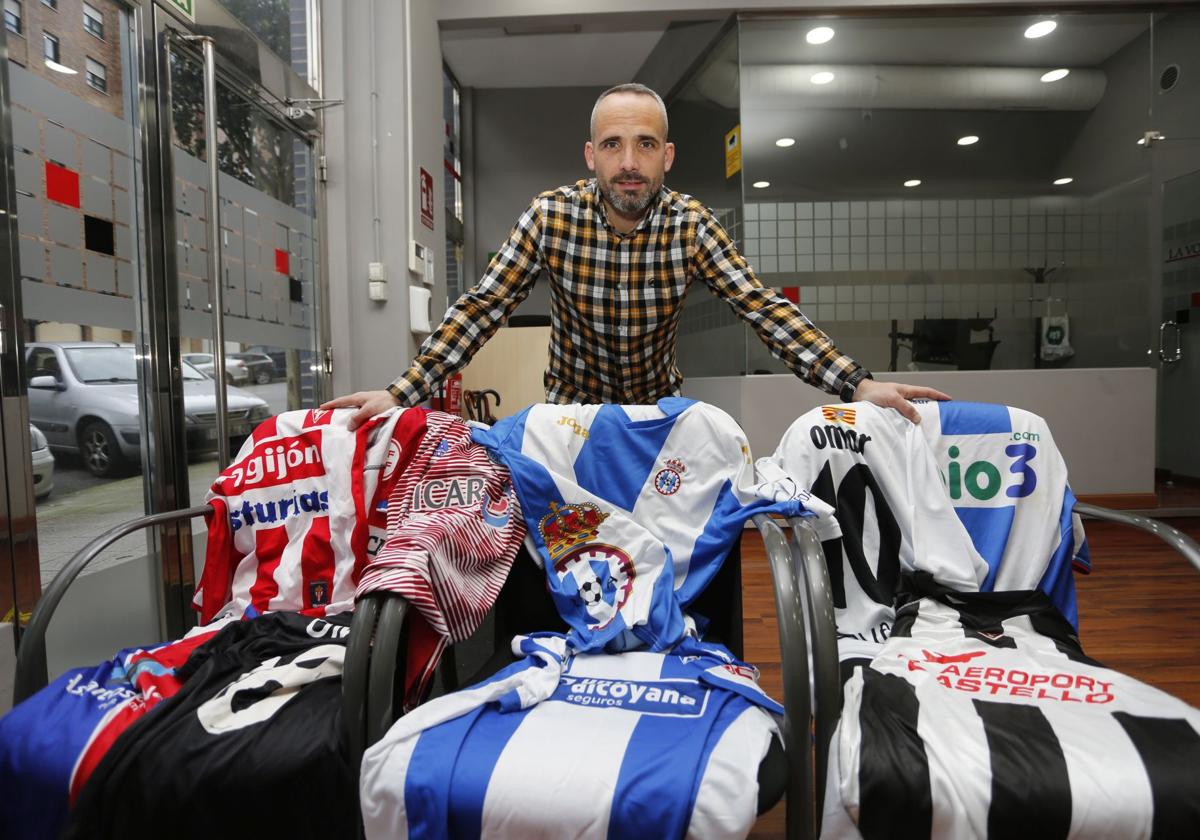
[788,516,842,824]
[13,504,211,705]
[344,593,383,766]
[366,596,411,746]
[1075,503,1200,573]
[752,514,814,840]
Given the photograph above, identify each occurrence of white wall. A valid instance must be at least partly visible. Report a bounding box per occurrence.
[323,0,446,394]
[683,368,1157,495]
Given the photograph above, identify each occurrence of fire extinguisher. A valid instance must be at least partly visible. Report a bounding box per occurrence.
[436,373,463,414]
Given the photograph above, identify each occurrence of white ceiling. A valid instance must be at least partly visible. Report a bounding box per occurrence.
[441,24,669,88]
[737,14,1151,68]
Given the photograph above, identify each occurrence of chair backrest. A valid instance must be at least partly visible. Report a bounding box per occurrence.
[911,400,1090,627]
[760,402,987,661]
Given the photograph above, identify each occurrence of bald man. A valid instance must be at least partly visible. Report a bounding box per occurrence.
[325,83,947,424]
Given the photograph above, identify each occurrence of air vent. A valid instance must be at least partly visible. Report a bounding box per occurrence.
[1159,64,1181,93]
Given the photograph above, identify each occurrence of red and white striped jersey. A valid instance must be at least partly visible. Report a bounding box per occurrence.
[196,407,418,624]
[357,411,526,644]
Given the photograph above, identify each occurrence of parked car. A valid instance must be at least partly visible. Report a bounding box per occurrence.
[182,353,251,385]
[25,342,271,477]
[243,345,317,381]
[30,423,54,500]
[228,352,276,385]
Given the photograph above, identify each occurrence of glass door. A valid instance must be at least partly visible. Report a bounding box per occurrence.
[1144,10,1200,508]
[0,0,326,696]
[0,0,167,679]
[161,22,324,561]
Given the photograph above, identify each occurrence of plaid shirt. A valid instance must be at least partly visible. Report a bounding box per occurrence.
[388,179,863,405]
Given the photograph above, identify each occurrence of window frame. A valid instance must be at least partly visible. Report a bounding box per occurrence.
[85,56,107,94]
[4,0,22,36]
[82,1,103,40]
[42,31,59,63]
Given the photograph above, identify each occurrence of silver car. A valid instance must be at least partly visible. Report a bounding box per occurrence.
[182,352,251,385]
[30,423,54,500]
[25,342,271,477]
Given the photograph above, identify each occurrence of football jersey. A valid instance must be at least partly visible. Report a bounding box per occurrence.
[471,398,819,652]
[64,612,356,840]
[197,407,419,623]
[822,585,1200,840]
[357,410,526,644]
[911,400,1091,627]
[0,622,224,840]
[360,633,782,840]
[760,403,988,661]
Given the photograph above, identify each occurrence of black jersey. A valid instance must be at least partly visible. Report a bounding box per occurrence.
[65,612,355,839]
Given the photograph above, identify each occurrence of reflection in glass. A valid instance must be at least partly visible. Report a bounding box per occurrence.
[730,11,1190,375]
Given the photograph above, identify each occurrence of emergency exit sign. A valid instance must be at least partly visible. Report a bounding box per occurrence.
[168,0,195,22]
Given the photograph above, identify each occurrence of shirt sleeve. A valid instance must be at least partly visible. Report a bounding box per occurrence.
[387,200,543,406]
[692,211,864,397]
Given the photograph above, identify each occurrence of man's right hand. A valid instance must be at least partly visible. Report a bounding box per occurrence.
[319,389,401,430]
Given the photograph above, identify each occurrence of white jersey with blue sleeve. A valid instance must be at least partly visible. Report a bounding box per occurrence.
[472,398,821,652]
[360,634,782,840]
[912,401,1091,627]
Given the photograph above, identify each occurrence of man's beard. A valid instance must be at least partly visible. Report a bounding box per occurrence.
[599,174,660,216]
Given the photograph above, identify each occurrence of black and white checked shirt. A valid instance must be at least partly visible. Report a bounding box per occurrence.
[388,179,864,405]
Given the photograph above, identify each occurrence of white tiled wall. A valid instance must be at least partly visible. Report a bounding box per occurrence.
[742,196,1139,276]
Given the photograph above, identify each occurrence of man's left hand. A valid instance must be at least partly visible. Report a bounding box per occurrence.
[852,379,950,424]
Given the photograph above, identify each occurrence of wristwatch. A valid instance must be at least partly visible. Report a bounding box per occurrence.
[840,369,873,403]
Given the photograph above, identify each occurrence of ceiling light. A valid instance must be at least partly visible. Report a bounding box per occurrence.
[1024,20,1057,39]
[775,137,796,148]
[1137,137,1146,145]
[1040,68,1070,83]
[752,181,770,189]
[806,26,835,45]
[810,71,835,85]
[1053,177,1073,185]
[903,179,922,188]
[957,135,980,146]
[45,59,77,75]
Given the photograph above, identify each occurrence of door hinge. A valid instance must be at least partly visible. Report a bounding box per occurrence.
[318,155,328,184]
[323,346,333,375]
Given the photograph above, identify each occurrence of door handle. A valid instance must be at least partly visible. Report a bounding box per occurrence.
[1159,320,1182,364]
[184,34,231,468]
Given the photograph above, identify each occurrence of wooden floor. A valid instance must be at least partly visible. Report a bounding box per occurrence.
[741,517,1200,839]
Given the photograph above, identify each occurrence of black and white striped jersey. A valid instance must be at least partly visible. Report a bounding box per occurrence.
[823,585,1200,840]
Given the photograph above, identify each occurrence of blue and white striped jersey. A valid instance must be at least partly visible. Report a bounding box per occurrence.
[472,398,820,652]
[360,634,782,840]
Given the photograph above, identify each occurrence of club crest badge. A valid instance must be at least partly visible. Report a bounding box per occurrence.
[538,501,633,628]
[654,457,687,496]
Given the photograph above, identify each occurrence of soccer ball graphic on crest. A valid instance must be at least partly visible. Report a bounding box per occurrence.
[578,578,606,606]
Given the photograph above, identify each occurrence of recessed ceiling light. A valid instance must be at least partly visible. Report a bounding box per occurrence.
[1040,68,1070,83]
[957,135,980,146]
[1053,177,1074,185]
[775,137,796,148]
[1024,20,1057,39]
[752,181,770,189]
[903,179,922,188]
[45,59,77,75]
[810,71,835,85]
[806,26,835,45]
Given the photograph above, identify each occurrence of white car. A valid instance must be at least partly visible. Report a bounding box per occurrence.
[182,353,251,385]
[30,423,54,500]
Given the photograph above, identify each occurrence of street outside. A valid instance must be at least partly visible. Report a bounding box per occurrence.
[33,381,291,583]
